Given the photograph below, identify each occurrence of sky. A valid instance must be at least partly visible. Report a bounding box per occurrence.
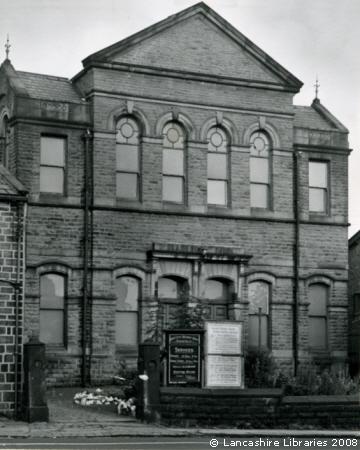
[1,0,360,238]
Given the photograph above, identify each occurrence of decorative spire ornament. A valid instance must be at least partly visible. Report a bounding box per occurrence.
[314,75,320,99]
[5,34,10,60]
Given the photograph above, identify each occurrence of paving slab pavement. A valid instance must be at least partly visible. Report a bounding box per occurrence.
[0,388,358,440]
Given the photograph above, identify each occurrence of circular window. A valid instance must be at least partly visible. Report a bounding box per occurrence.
[120,122,134,139]
[167,127,180,144]
[250,132,270,157]
[207,127,227,152]
[210,131,223,147]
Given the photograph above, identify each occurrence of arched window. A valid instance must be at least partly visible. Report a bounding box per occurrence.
[207,127,228,205]
[162,122,185,203]
[116,116,140,199]
[0,115,9,168]
[250,131,271,209]
[204,278,230,320]
[40,273,66,345]
[248,281,270,348]
[308,283,328,349]
[158,276,188,327]
[115,275,140,346]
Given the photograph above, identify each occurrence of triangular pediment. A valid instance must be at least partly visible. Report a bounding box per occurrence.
[82,3,302,90]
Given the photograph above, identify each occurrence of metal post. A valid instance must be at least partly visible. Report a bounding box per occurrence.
[137,339,160,423]
[23,338,49,423]
[293,151,301,376]
[258,307,262,349]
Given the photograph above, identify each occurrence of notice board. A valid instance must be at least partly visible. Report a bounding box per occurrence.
[165,330,203,386]
[205,321,244,388]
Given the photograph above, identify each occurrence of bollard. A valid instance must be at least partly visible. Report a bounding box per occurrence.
[23,338,49,423]
[137,339,160,423]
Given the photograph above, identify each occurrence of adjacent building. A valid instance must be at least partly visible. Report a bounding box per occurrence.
[0,2,351,411]
[349,230,360,376]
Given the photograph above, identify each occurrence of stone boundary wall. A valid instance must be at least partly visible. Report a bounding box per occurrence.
[160,388,360,429]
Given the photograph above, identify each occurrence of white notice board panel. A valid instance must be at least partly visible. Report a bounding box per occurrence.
[205,321,244,388]
[206,355,242,387]
[206,322,243,355]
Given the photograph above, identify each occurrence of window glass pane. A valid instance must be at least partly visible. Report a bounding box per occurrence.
[207,127,228,153]
[158,278,179,299]
[309,162,327,188]
[205,279,228,300]
[250,132,270,157]
[116,312,138,345]
[116,117,139,145]
[309,188,326,212]
[163,123,184,149]
[208,153,227,179]
[249,315,268,347]
[250,157,269,183]
[309,284,327,316]
[204,305,228,320]
[249,315,259,347]
[249,281,269,314]
[40,274,65,309]
[203,306,212,319]
[41,137,65,166]
[165,304,179,327]
[354,293,360,315]
[116,276,139,311]
[214,305,227,320]
[250,183,268,208]
[0,117,6,135]
[309,317,326,348]
[116,144,139,172]
[40,167,64,194]
[116,172,138,199]
[163,176,183,202]
[207,180,227,205]
[40,310,64,344]
[163,149,184,176]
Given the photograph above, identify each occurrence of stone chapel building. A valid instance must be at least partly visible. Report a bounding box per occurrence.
[0,2,351,411]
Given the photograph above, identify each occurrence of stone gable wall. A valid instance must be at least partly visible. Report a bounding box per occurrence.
[113,17,278,83]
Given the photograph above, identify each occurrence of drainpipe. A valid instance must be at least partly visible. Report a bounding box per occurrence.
[293,151,301,376]
[82,130,92,387]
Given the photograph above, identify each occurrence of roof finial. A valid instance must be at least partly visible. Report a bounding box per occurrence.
[314,75,320,99]
[5,34,10,60]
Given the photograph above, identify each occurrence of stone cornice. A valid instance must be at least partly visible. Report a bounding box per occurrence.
[74,61,301,94]
[293,143,352,156]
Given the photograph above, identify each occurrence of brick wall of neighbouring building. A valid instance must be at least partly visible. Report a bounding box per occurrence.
[0,199,26,416]
[348,231,360,376]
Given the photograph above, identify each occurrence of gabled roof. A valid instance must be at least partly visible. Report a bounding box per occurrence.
[294,98,348,132]
[81,2,303,91]
[17,71,84,103]
[349,229,360,248]
[1,60,83,103]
